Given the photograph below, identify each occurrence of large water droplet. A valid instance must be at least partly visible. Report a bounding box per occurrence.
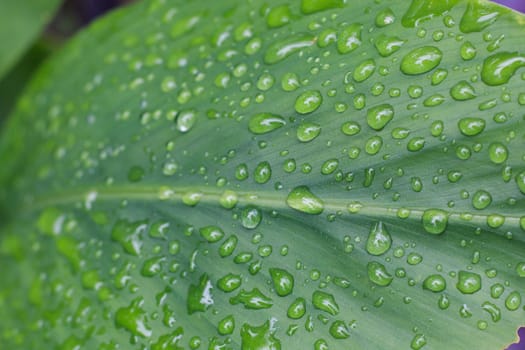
[115,297,152,338]
[402,0,459,27]
[241,206,262,229]
[287,297,307,319]
[301,0,344,14]
[297,122,321,142]
[218,315,235,335]
[199,226,224,243]
[422,209,448,234]
[450,81,476,101]
[459,0,508,33]
[366,221,392,256]
[312,290,339,315]
[410,333,427,350]
[353,59,376,82]
[286,186,324,215]
[400,46,442,75]
[375,7,396,27]
[266,5,292,28]
[329,320,350,339]
[481,52,525,86]
[217,273,242,292]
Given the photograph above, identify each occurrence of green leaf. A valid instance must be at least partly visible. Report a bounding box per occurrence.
[0,0,63,80]
[1,0,524,349]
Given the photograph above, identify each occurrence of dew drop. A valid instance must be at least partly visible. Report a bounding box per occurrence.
[248,113,286,135]
[365,136,383,155]
[505,291,522,311]
[472,190,492,210]
[516,171,525,194]
[287,297,307,319]
[241,206,262,229]
[481,301,501,322]
[187,274,214,314]
[374,34,405,57]
[366,221,392,256]
[329,320,350,339]
[321,159,339,175]
[264,34,315,64]
[199,226,224,243]
[218,315,235,335]
[337,23,363,54]
[176,110,197,133]
[231,288,273,309]
[375,7,396,27]
[217,273,242,292]
[431,68,448,85]
[115,297,152,338]
[450,81,476,101]
[266,5,292,28]
[458,117,485,136]
[219,235,238,257]
[481,52,525,86]
[456,271,482,294]
[402,0,459,27]
[460,41,477,61]
[423,274,446,292]
[367,261,393,287]
[353,59,376,82]
[286,186,324,215]
[269,268,294,297]
[295,90,323,114]
[367,104,394,130]
[301,0,344,14]
[240,321,281,349]
[341,121,361,136]
[459,0,508,33]
[411,334,427,350]
[297,122,321,142]
[312,290,339,315]
[422,209,448,234]
[254,161,272,184]
[400,46,443,75]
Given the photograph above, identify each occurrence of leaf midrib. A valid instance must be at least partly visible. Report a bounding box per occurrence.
[21,185,523,227]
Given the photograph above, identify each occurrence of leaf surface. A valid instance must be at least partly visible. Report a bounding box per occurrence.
[1,0,524,349]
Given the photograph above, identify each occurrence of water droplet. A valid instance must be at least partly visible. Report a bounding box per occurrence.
[367,261,393,286]
[400,46,443,75]
[264,34,315,64]
[321,159,339,175]
[422,209,448,234]
[287,297,306,319]
[365,136,383,155]
[329,320,350,339]
[458,117,485,136]
[115,297,152,338]
[269,268,294,296]
[337,23,363,54]
[366,221,392,256]
[281,72,300,91]
[450,81,476,101]
[353,59,376,82]
[254,161,272,184]
[472,190,492,210]
[402,0,459,27]
[487,214,505,228]
[431,68,448,85]
[505,291,522,311]
[111,220,147,256]
[187,274,214,314]
[480,301,501,322]
[374,34,405,57]
[318,28,337,48]
[491,283,504,298]
[218,315,235,335]
[407,137,425,152]
[286,186,324,215]
[220,190,238,209]
[141,256,165,277]
[230,288,273,309]
[257,72,276,91]
[128,166,145,182]
[481,52,525,86]
[217,273,242,292]
[460,0,508,33]
[314,339,328,350]
[407,252,423,265]
[199,226,224,243]
[241,206,262,229]
[367,104,394,130]
[375,7,396,27]
[295,90,323,114]
[176,110,197,133]
[456,271,482,294]
[266,5,292,28]
[516,262,525,277]
[312,290,339,315]
[249,113,286,134]
[410,334,427,350]
[240,321,281,349]
[438,294,450,309]
[341,121,361,136]
[297,122,321,142]
[516,171,525,194]
[460,41,477,61]
[423,274,446,292]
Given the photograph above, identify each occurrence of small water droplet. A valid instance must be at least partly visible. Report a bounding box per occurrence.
[218,315,235,335]
[472,190,492,210]
[264,34,315,64]
[254,161,272,184]
[422,209,448,234]
[187,274,214,314]
[231,288,273,309]
[423,274,446,292]
[450,81,476,101]
[217,273,242,292]
[375,7,396,27]
[460,41,477,60]
[297,122,321,142]
[199,226,224,243]
[410,334,427,350]
[329,320,350,339]
[248,113,286,135]
[337,23,363,54]
[269,268,294,296]
[458,117,485,136]
[266,5,292,28]
[374,34,405,57]
[240,321,281,349]
[366,221,392,256]
[353,59,376,82]
[367,104,394,130]
[505,291,522,311]
[241,206,262,229]
[287,297,307,319]
[312,290,339,315]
